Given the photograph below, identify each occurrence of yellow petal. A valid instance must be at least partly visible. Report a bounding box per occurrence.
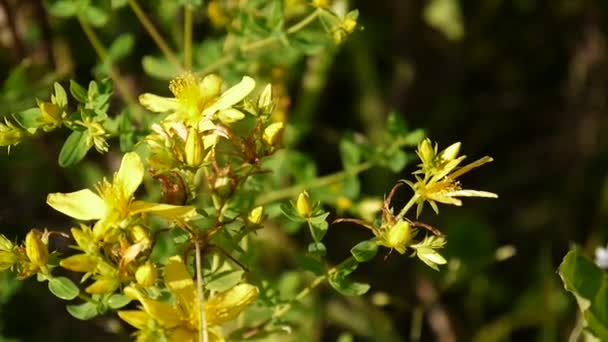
[124,286,182,328]
[130,201,197,219]
[206,283,259,326]
[202,76,255,117]
[139,93,179,112]
[118,310,151,330]
[47,189,106,220]
[168,327,197,342]
[164,256,197,319]
[115,152,144,197]
[448,189,498,198]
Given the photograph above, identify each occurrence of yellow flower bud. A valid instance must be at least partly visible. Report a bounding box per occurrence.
[296,191,313,218]
[217,108,245,125]
[417,138,436,166]
[135,262,157,287]
[382,220,412,254]
[60,254,98,272]
[131,225,150,246]
[0,234,14,251]
[312,0,331,9]
[247,206,265,226]
[184,128,204,168]
[71,226,96,254]
[207,1,228,28]
[0,251,17,271]
[0,118,25,148]
[38,101,63,129]
[86,277,120,294]
[257,84,273,112]
[263,122,284,146]
[25,230,49,267]
[438,142,461,163]
[342,10,359,33]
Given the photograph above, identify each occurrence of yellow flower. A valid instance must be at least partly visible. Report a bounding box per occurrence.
[46,152,196,239]
[403,140,497,217]
[118,256,258,342]
[139,73,255,128]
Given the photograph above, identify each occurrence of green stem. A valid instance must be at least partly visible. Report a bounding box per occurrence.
[77,16,139,112]
[198,9,320,75]
[272,273,326,319]
[255,162,372,206]
[195,240,209,342]
[184,5,193,70]
[128,0,183,70]
[397,194,419,221]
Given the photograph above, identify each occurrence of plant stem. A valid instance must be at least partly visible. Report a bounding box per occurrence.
[272,273,326,319]
[184,5,193,70]
[198,9,321,75]
[77,16,138,109]
[195,240,209,342]
[255,162,372,206]
[397,194,419,221]
[128,0,183,70]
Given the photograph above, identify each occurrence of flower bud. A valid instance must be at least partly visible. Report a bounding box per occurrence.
[38,101,63,130]
[296,191,313,218]
[25,230,48,267]
[263,122,284,146]
[0,118,25,148]
[185,128,204,168]
[217,108,245,125]
[0,251,17,271]
[213,176,235,198]
[200,74,223,99]
[312,0,331,9]
[257,84,273,112]
[0,234,14,251]
[86,277,120,294]
[417,138,436,166]
[60,254,98,272]
[71,226,96,254]
[135,262,157,287]
[131,225,151,246]
[438,142,461,163]
[247,206,265,227]
[382,220,412,254]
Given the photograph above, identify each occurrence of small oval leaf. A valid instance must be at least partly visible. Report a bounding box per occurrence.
[48,276,79,300]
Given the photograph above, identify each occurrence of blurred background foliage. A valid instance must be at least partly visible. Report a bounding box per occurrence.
[0,0,606,341]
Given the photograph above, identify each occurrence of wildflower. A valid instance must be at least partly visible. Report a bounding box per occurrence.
[37,101,64,131]
[377,220,412,254]
[0,118,26,150]
[263,122,284,147]
[246,206,265,227]
[139,73,255,128]
[403,139,497,217]
[409,235,447,271]
[0,235,17,271]
[296,191,313,218]
[46,152,196,239]
[25,230,49,268]
[118,256,259,341]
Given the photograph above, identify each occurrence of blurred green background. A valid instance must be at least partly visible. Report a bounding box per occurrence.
[1,0,606,341]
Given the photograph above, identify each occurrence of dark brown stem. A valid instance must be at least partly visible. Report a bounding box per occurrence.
[408,221,443,236]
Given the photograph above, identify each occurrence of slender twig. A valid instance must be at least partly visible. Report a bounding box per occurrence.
[255,162,372,206]
[195,240,209,342]
[198,9,321,75]
[184,5,193,70]
[127,0,183,70]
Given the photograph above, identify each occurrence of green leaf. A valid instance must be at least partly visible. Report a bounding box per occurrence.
[280,202,304,223]
[559,249,608,340]
[328,273,370,296]
[307,242,326,257]
[107,294,131,309]
[142,55,179,80]
[48,277,79,300]
[66,301,98,320]
[108,34,135,62]
[350,240,378,262]
[81,6,108,27]
[12,108,43,134]
[70,80,88,103]
[340,137,361,169]
[58,130,91,167]
[111,0,128,8]
[205,269,245,292]
[308,212,329,242]
[295,254,325,276]
[48,0,78,17]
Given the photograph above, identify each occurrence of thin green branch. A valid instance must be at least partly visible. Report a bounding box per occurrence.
[254,162,372,206]
[128,0,183,70]
[195,240,209,342]
[198,9,321,75]
[184,5,193,70]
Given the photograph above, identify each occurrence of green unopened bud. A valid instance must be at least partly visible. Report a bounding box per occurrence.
[71,226,96,254]
[185,128,204,167]
[0,234,14,251]
[296,191,313,218]
[247,206,265,226]
[438,142,461,163]
[0,118,26,148]
[217,108,245,125]
[0,251,17,271]
[86,277,120,294]
[135,262,157,287]
[60,254,97,272]
[382,220,412,254]
[257,84,273,112]
[418,138,436,165]
[213,176,234,198]
[263,122,284,146]
[25,230,48,267]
